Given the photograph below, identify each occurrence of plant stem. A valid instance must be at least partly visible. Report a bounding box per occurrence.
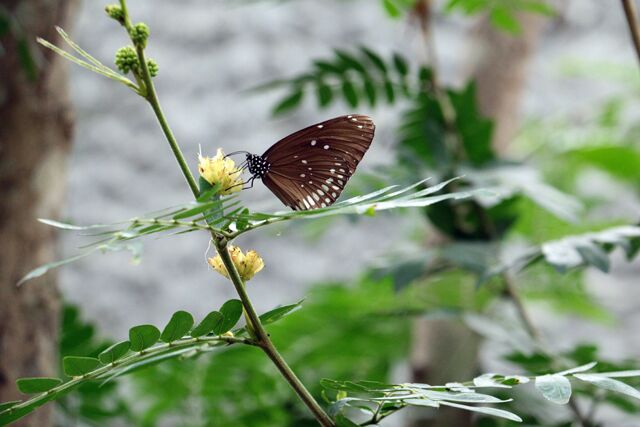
[501,272,544,344]
[622,0,640,66]
[213,238,335,427]
[117,2,331,424]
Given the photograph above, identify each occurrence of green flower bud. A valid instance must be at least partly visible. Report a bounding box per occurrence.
[130,22,150,48]
[105,4,124,24]
[147,59,159,77]
[115,45,139,74]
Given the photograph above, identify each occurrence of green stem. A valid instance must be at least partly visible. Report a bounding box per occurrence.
[213,238,335,427]
[117,2,332,424]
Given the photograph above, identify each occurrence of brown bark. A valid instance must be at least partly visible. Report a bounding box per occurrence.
[468,11,548,154]
[0,1,75,425]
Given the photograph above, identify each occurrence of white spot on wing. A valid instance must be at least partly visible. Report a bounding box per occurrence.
[300,174,306,178]
[323,145,329,150]
[317,124,323,128]
[310,140,317,146]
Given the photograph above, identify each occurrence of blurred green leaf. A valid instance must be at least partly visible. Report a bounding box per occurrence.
[448,82,495,166]
[272,88,304,116]
[16,378,62,394]
[573,374,640,400]
[63,356,100,377]
[489,7,521,34]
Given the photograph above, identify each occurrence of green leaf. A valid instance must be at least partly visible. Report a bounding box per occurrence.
[235,208,251,231]
[18,251,96,286]
[383,79,395,103]
[535,374,572,404]
[16,378,62,394]
[574,374,640,400]
[382,0,402,18]
[17,37,38,81]
[520,1,555,16]
[316,80,333,107]
[214,300,243,334]
[360,46,388,74]
[447,82,495,166]
[63,356,100,377]
[392,53,409,76]
[98,341,131,364]
[161,311,194,343]
[439,401,522,422]
[341,79,359,107]
[489,7,521,34]
[576,244,610,272]
[191,311,225,337]
[259,301,303,325]
[129,325,161,352]
[334,49,366,74]
[557,361,597,376]
[363,78,377,106]
[596,370,640,378]
[272,88,304,116]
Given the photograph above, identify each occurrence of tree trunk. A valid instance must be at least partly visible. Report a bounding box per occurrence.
[406,7,548,427]
[0,1,75,425]
[468,11,548,153]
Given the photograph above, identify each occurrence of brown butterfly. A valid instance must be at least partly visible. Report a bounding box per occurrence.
[229,115,375,210]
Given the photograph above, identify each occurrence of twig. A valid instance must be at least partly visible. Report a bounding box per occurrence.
[116,2,335,424]
[622,0,640,67]
[213,238,335,427]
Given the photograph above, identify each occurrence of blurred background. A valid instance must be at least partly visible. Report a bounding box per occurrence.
[1,0,639,426]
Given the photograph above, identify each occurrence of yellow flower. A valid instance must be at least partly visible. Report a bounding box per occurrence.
[198,148,243,195]
[208,246,265,282]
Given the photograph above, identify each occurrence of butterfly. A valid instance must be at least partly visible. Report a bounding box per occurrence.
[228,115,375,211]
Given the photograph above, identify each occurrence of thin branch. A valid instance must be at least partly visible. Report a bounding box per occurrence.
[622,0,640,67]
[213,237,335,427]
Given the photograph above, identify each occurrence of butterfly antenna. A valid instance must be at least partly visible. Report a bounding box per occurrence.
[224,150,250,159]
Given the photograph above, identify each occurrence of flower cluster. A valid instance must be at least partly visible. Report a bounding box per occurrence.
[115,46,139,74]
[105,4,124,24]
[146,59,159,77]
[130,22,150,48]
[198,148,243,196]
[208,246,264,282]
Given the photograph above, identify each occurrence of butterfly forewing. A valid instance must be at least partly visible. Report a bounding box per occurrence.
[261,115,375,210]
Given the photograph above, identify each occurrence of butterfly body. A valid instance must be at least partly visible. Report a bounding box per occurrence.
[243,114,375,211]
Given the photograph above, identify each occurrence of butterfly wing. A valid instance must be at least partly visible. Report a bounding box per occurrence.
[262,115,375,210]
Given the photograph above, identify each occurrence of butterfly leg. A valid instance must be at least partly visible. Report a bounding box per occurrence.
[242,177,256,190]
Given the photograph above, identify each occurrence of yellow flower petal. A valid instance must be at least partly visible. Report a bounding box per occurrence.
[208,246,265,282]
[198,148,243,195]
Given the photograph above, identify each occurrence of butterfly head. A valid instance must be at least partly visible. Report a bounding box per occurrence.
[246,154,271,179]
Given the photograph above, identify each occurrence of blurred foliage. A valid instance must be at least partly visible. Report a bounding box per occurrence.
[0,6,40,80]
